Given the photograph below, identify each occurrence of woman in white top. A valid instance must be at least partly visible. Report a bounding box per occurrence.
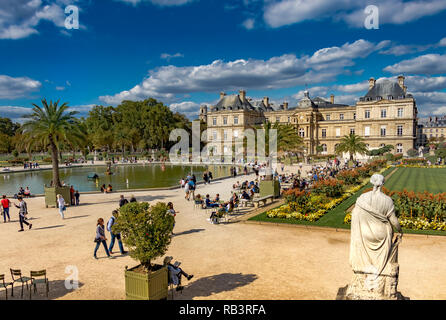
[57,194,66,219]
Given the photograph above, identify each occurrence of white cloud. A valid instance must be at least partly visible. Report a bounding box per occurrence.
[160,52,184,61]
[384,54,446,74]
[169,101,200,118]
[242,18,255,30]
[263,0,446,28]
[0,75,41,99]
[100,39,386,105]
[440,38,446,46]
[55,86,65,91]
[0,0,70,40]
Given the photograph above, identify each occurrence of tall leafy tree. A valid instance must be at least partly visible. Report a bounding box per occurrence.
[21,99,83,187]
[335,133,368,161]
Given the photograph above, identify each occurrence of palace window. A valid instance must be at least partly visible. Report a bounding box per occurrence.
[381,109,387,118]
[353,113,356,120]
[365,110,370,119]
[234,116,239,125]
[340,114,344,120]
[380,126,386,137]
[223,117,227,125]
[350,128,355,135]
[326,114,331,121]
[396,143,403,153]
[321,128,327,138]
[322,144,327,153]
[212,117,217,126]
[212,130,217,140]
[397,125,403,136]
[397,108,404,117]
[276,117,280,122]
[364,126,370,136]
[233,130,239,138]
[299,128,305,137]
[335,128,341,137]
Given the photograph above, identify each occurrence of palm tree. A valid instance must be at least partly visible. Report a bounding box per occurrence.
[335,133,368,161]
[254,121,303,160]
[21,99,83,187]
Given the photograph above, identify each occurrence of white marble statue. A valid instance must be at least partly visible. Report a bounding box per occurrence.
[346,173,404,300]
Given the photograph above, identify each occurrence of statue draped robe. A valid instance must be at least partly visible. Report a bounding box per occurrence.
[350,190,398,277]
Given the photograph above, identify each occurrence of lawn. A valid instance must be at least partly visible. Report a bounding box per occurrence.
[384,167,446,194]
[249,167,446,236]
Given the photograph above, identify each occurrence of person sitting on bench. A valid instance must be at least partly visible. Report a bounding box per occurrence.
[241,190,250,200]
[163,256,193,291]
[205,194,219,208]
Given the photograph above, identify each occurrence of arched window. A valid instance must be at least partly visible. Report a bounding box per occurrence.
[299,128,305,137]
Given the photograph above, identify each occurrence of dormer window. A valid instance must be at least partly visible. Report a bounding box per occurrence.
[387,95,393,100]
[376,96,382,101]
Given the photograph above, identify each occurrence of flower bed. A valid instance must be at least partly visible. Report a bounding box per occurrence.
[265,163,388,223]
[343,188,446,232]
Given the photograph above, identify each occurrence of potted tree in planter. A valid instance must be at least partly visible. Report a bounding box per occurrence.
[21,99,84,207]
[113,202,174,300]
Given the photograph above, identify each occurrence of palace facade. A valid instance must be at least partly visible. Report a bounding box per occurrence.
[199,76,419,157]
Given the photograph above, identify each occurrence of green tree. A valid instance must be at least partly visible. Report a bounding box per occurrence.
[112,202,174,271]
[335,133,368,161]
[21,99,83,187]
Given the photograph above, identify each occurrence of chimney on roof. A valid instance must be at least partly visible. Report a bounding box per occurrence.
[263,96,269,107]
[283,102,288,110]
[239,90,246,103]
[398,75,407,93]
[330,94,334,104]
[369,77,376,90]
[220,91,226,100]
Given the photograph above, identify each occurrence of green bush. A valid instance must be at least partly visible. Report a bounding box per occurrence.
[113,202,174,271]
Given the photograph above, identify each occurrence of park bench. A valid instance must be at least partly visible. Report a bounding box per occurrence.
[252,195,274,208]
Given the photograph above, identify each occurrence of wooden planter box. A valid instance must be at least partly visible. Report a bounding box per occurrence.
[44,186,71,208]
[259,180,280,198]
[125,265,168,300]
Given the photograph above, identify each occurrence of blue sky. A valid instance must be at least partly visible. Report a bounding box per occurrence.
[1,0,446,121]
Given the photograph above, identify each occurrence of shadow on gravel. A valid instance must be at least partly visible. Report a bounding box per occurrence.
[175,273,258,299]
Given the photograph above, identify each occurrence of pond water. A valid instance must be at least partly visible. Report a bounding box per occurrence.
[0,164,231,196]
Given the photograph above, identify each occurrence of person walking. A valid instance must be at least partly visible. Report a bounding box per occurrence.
[1,195,11,223]
[119,195,129,207]
[167,202,178,235]
[107,210,127,255]
[14,196,32,232]
[94,218,111,259]
[57,194,66,219]
[74,190,80,206]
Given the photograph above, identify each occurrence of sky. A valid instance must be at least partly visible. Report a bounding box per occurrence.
[0,0,446,121]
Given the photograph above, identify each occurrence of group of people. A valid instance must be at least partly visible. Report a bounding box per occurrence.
[17,186,32,198]
[100,184,113,193]
[93,210,128,259]
[181,174,197,201]
[202,171,213,184]
[23,162,39,170]
[1,194,33,231]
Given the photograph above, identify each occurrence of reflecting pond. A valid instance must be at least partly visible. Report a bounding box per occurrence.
[0,164,231,196]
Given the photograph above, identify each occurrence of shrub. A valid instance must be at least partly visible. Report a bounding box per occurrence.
[313,178,344,198]
[113,202,174,271]
[406,149,418,158]
[336,169,360,185]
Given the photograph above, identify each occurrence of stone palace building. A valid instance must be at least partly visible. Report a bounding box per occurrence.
[199,76,419,157]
